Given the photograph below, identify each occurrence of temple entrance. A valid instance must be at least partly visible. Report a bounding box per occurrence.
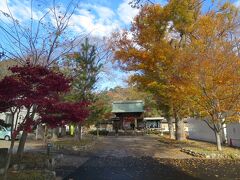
[111,101,144,132]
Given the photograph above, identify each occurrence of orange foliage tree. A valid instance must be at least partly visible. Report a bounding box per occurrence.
[110,2,199,140]
[182,4,240,150]
[110,1,240,150]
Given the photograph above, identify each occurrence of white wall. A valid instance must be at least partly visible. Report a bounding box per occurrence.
[0,109,31,126]
[226,123,240,147]
[188,118,216,143]
[0,113,6,120]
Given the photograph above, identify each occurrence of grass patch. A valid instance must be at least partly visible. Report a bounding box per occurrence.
[158,136,189,146]
[11,153,49,169]
[0,153,52,180]
[6,170,46,180]
[146,129,163,135]
[158,136,240,159]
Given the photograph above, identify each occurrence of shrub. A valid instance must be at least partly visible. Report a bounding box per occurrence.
[89,129,109,136]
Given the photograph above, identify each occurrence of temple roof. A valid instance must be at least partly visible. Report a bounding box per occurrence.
[112,100,144,113]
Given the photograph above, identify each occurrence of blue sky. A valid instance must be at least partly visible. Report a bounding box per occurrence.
[0,0,145,91]
[0,0,239,90]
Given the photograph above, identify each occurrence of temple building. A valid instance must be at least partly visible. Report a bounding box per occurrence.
[111,100,144,130]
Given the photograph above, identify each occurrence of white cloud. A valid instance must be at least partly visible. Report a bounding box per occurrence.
[94,6,115,21]
[117,0,139,24]
[0,0,44,22]
[69,4,120,37]
[0,0,140,38]
[0,1,120,38]
[0,0,9,13]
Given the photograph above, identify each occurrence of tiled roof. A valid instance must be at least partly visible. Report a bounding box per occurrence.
[112,100,144,113]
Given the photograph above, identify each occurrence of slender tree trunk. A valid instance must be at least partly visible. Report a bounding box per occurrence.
[3,138,15,180]
[51,128,58,141]
[4,109,20,179]
[175,117,185,141]
[215,131,222,151]
[61,126,66,136]
[74,124,80,142]
[43,125,48,143]
[166,117,174,139]
[79,125,83,140]
[17,107,36,156]
[221,122,227,144]
[17,130,28,158]
[97,127,99,137]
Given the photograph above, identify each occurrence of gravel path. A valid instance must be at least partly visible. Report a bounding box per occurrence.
[91,136,192,159]
[2,136,240,179]
[63,156,196,180]
[56,136,191,179]
[54,136,240,180]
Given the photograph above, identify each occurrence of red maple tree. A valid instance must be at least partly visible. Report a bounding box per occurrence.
[0,63,89,173]
[39,101,89,128]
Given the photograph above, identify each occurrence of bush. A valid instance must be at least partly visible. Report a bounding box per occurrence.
[89,129,109,136]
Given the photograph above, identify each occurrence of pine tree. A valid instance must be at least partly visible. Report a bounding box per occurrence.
[65,38,103,141]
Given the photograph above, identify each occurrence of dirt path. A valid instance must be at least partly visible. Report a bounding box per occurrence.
[3,136,240,179]
[55,136,240,180]
[91,135,192,159]
[59,136,194,180]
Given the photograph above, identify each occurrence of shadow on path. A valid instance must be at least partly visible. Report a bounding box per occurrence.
[62,156,198,180]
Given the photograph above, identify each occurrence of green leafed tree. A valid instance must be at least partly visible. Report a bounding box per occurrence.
[86,91,112,127]
[66,38,103,101]
[64,38,103,141]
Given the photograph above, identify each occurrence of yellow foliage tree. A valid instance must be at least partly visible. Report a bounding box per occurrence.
[182,4,240,150]
[111,1,240,149]
[110,2,199,140]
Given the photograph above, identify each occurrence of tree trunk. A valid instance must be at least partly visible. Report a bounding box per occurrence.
[175,118,185,141]
[3,137,15,180]
[74,124,81,142]
[17,107,36,157]
[221,129,227,145]
[97,127,99,137]
[221,123,227,144]
[79,125,83,140]
[215,131,222,151]
[51,128,58,141]
[61,126,66,136]
[167,117,175,139]
[17,130,28,158]
[43,125,48,143]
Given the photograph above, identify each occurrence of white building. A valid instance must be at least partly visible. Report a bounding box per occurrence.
[144,117,165,130]
[188,117,240,147]
[188,117,217,143]
[144,117,188,132]
[0,107,39,127]
[0,109,27,125]
[226,122,240,147]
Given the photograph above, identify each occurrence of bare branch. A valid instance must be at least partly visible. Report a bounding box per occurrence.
[0,0,83,66]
